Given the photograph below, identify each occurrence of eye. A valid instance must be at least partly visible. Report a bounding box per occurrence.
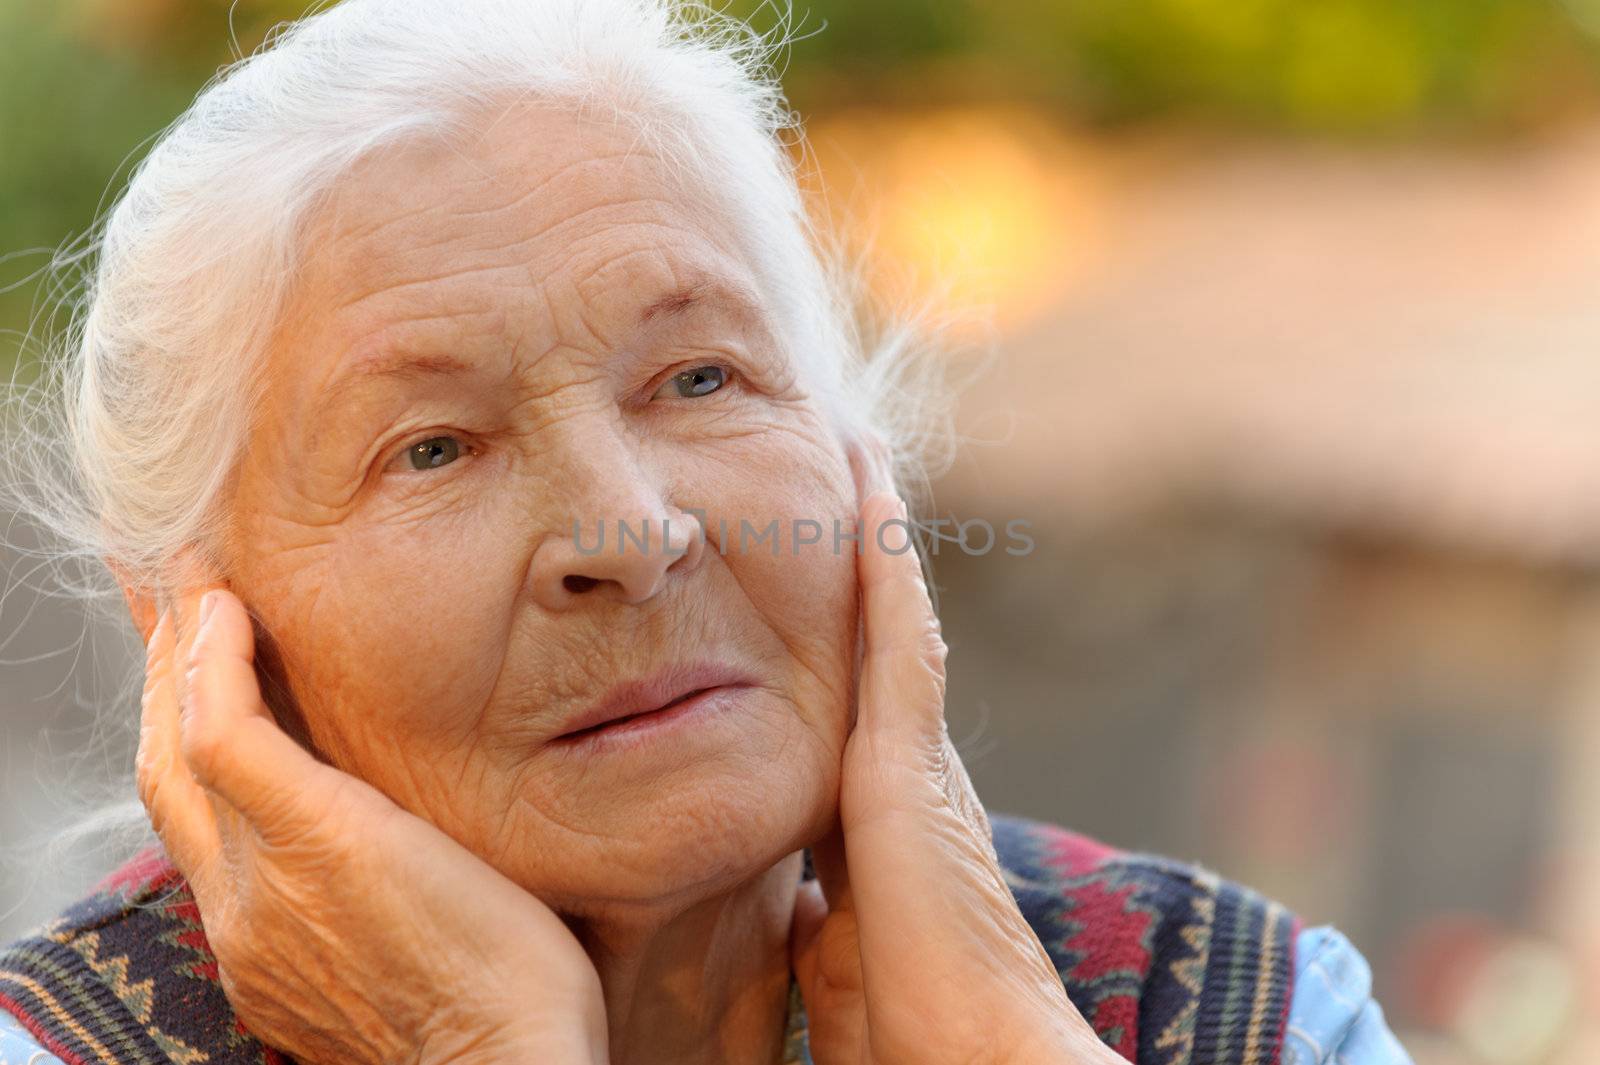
[398,435,462,472]
[656,365,727,399]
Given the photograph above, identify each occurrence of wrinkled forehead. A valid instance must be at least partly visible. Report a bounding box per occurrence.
[275,101,774,377]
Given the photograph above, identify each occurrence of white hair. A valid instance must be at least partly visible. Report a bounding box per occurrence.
[13,0,954,603]
[2,0,964,906]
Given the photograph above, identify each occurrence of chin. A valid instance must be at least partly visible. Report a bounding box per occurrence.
[508,754,840,920]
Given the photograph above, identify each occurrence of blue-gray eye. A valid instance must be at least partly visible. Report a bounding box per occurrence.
[672,366,725,397]
[407,436,460,470]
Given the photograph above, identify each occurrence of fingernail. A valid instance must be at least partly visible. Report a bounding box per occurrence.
[198,590,218,629]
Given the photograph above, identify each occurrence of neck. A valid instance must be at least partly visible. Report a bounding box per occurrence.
[571,851,803,1065]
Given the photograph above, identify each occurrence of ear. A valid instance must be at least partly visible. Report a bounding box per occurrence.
[107,560,161,644]
[844,429,896,509]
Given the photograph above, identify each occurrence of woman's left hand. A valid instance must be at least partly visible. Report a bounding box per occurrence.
[790,492,1121,1065]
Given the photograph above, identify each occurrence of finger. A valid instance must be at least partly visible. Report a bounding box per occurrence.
[178,587,338,842]
[789,879,830,990]
[807,819,853,914]
[856,492,947,744]
[789,879,867,1064]
[789,878,865,999]
[171,587,258,851]
[846,496,1014,921]
[137,608,223,879]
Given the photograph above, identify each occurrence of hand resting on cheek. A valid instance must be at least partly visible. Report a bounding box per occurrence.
[138,588,609,1065]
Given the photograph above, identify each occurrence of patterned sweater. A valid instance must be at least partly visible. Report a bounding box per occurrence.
[0,814,1298,1065]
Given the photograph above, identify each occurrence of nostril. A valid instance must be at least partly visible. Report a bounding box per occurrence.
[563,574,600,594]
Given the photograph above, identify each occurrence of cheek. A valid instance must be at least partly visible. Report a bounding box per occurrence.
[729,531,856,656]
[233,496,529,782]
[687,426,861,720]
[731,536,859,754]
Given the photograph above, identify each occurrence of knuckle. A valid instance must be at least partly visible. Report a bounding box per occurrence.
[133,742,157,791]
[182,658,204,697]
[139,671,165,721]
[143,793,168,838]
[133,747,175,824]
[815,917,863,995]
[134,762,159,813]
[179,712,224,778]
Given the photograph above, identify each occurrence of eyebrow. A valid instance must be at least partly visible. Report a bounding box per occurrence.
[314,351,478,420]
[636,278,766,329]
[348,351,475,381]
[639,285,705,324]
[315,278,768,417]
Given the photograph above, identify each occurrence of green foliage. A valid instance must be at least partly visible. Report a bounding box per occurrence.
[0,2,300,359]
[739,0,1599,134]
[1054,0,1597,132]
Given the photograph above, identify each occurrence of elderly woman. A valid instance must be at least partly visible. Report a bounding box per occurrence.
[0,3,1412,1064]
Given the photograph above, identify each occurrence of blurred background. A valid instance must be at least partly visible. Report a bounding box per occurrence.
[5,1,1600,1062]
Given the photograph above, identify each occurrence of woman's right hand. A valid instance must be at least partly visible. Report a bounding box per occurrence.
[136,586,609,1065]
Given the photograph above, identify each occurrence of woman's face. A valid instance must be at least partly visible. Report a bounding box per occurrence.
[220,103,863,919]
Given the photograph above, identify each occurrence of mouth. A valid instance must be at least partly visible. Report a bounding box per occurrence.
[551,663,760,743]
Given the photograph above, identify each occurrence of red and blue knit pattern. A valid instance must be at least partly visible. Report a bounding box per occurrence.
[0,815,1296,1065]
[992,815,1299,1065]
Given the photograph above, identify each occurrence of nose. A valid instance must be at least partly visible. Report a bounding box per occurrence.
[528,487,707,611]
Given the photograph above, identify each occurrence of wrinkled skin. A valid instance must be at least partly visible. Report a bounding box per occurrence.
[141,594,610,1064]
[226,104,858,915]
[130,102,1118,1065]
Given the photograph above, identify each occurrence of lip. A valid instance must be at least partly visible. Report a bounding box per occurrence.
[552,662,760,742]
